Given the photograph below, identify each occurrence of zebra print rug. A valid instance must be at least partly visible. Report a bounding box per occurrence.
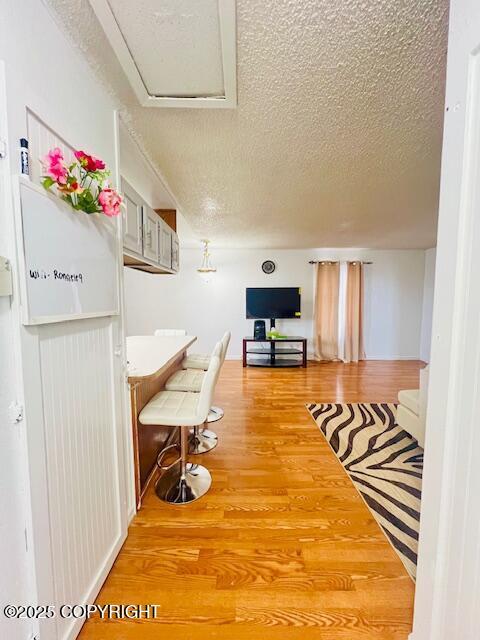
[306,403,423,580]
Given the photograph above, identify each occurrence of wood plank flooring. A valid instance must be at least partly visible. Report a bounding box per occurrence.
[79,360,421,640]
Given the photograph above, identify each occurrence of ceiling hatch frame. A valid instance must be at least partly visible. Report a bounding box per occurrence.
[89,0,237,109]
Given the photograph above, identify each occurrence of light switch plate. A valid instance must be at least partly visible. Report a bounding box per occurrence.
[0,256,13,296]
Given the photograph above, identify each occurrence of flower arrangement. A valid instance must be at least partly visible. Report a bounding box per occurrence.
[41,147,121,217]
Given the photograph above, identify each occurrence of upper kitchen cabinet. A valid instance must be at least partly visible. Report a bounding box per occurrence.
[142,205,160,263]
[122,179,143,256]
[121,179,179,274]
[171,234,180,272]
[156,208,180,272]
[119,120,180,274]
[159,219,173,269]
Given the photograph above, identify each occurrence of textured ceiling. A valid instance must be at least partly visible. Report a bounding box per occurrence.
[47,0,449,248]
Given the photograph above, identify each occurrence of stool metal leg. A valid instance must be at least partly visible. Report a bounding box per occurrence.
[189,423,218,454]
[155,425,211,504]
[206,405,224,423]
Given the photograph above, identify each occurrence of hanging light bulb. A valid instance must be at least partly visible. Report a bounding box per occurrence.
[197,239,217,282]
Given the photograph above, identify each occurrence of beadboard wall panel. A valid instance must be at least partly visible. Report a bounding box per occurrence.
[27,109,75,185]
[38,317,124,639]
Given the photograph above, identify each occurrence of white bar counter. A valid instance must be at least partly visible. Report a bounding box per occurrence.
[127,334,196,382]
[126,334,197,508]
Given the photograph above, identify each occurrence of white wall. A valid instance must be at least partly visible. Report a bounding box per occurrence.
[0,61,31,640]
[412,2,480,637]
[124,247,426,360]
[420,248,437,362]
[119,121,198,245]
[119,119,175,209]
[0,2,121,638]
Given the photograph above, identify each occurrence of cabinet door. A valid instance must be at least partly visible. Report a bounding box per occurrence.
[159,220,172,269]
[171,233,180,271]
[143,205,159,262]
[121,179,143,255]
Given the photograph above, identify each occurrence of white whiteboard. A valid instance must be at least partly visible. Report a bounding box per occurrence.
[16,178,120,325]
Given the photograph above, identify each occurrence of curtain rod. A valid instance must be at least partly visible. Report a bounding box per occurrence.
[308,260,373,265]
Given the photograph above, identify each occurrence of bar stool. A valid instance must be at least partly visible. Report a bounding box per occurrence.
[166,332,230,453]
[165,366,219,454]
[180,331,231,423]
[138,343,222,504]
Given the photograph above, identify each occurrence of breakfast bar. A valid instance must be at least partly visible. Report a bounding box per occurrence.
[127,334,196,508]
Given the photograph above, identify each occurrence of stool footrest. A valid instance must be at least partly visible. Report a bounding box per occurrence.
[207,405,224,423]
[156,443,181,471]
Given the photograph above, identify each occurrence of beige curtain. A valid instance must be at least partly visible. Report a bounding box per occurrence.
[313,262,340,361]
[344,262,365,363]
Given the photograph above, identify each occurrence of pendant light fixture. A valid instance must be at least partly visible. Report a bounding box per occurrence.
[197,239,217,282]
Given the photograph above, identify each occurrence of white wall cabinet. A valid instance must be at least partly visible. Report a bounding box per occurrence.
[121,178,179,274]
[159,219,172,269]
[172,234,180,271]
[142,205,159,263]
[122,180,143,256]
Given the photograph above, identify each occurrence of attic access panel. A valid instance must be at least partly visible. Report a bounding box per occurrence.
[90,0,237,108]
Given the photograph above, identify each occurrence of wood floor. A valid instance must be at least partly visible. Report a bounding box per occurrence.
[79,360,421,640]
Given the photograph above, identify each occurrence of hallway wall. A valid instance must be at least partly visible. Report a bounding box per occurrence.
[0,2,120,638]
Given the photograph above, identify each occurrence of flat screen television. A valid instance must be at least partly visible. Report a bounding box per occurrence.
[246,287,301,323]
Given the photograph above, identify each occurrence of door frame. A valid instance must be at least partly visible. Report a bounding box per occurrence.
[411,1,480,638]
[0,58,36,640]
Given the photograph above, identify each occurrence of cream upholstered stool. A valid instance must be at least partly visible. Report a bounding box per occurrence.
[154,329,187,336]
[165,336,229,453]
[166,332,230,453]
[181,331,230,370]
[182,353,211,369]
[139,345,221,504]
[205,331,230,423]
[180,331,231,424]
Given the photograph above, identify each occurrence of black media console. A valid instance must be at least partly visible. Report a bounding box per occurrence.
[242,336,307,368]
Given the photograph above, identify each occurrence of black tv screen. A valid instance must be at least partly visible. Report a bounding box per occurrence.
[246,287,301,319]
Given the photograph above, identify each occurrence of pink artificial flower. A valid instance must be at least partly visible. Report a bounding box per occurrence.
[42,147,68,184]
[74,150,105,172]
[93,156,106,170]
[98,188,121,217]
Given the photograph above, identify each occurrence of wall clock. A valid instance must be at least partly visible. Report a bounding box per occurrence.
[262,260,276,274]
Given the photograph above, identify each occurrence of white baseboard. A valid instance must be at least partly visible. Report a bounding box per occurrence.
[365,355,422,361]
[225,354,421,362]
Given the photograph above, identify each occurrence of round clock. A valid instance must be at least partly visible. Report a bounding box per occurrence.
[262,260,276,274]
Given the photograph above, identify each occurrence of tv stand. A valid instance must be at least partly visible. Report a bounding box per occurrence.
[243,336,307,368]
